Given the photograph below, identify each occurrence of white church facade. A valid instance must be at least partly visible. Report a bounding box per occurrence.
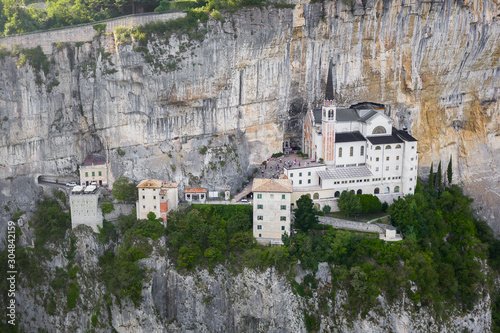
[288,66,418,209]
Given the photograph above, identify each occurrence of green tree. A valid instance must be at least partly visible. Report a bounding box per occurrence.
[112,176,137,202]
[338,191,362,217]
[428,162,434,192]
[293,195,318,232]
[322,205,331,215]
[447,155,453,185]
[437,161,442,192]
[358,194,382,213]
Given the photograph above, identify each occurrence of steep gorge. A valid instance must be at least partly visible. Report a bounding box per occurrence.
[0,0,499,228]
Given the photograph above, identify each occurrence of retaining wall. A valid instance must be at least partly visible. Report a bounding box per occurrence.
[0,11,186,54]
[318,216,383,234]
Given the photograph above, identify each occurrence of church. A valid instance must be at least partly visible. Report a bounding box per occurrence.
[286,66,418,209]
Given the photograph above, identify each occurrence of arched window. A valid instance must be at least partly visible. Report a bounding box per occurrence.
[314,203,320,210]
[339,147,342,157]
[328,110,334,119]
[374,188,380,194]
[334,191,340,198]
[357,189,362,195]
[394,186,400,193]
[350,146,354,156]
[375,146,381,150]
[360,146,364,156]
[313,193,319,199]
[385,187,390,194]
[306,193,311,199]
[385,145,391,149]
[372,126,387,134]
[395,144,402,149]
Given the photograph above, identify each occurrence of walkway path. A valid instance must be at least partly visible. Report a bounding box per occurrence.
[366,215,390,224]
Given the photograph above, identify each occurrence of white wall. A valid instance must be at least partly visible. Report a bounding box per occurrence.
[285,165,326,187]
[334,141,367,167]
[253,192,291,243]
[70,191,102,232]
[137,188,161,220]
[364,114,393,137]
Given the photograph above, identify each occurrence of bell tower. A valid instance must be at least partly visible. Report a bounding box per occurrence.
[322,62,336,164]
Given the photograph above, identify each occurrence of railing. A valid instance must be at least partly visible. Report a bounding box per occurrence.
[0,10,181,41]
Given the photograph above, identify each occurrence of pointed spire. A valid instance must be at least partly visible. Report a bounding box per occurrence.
[325,61,334,101]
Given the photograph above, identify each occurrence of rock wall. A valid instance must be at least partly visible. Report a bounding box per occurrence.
[11,227,492,332]
[0,0,499,231]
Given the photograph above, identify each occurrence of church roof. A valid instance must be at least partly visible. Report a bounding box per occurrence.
[336,108,360,122]
[252,178,293,193]
[358,110,379,122]
[351,102,385,111]
[395,129,417,142]
[366,128,404,144]
[335,131,366,143]
[318,166,373,180]
[313,109,322,124]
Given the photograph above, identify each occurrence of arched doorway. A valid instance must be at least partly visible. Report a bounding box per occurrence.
[313,193,319,199]
[357,189,362,195]
[374,188,380,194]
[334,191,340,198]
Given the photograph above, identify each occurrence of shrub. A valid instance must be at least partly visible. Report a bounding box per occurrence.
[112,176,136,202]
[358,194,382,214]
[67,282,79,309]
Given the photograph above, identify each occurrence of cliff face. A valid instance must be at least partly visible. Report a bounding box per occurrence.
[13,226,492,333]
[0,0,499,229]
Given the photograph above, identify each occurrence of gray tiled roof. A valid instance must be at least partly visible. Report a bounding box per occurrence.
[313,109,322,124]
[317,166,373,180]
[336,108,359,122]
[335,131,366,142]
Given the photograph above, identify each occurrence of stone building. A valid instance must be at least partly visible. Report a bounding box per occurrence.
[252,178,293,245]
[69,185,103,232]
[80,154,108,187]
[136,179,178,222]
[293,65,418,209]
[184,188,207,204]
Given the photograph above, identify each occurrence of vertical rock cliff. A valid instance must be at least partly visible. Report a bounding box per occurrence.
[0,0,499,229]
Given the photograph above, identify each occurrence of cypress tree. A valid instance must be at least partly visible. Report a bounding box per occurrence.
[428,162,434,192]
[437,161,442,192]
[447,155,453,185]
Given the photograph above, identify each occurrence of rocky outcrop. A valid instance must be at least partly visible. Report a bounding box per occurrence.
[12,227,492,332]
[0,0,499,230]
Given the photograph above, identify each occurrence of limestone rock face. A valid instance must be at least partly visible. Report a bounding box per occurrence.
[0,0,499,230]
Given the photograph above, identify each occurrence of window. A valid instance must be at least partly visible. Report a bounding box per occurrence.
[98,171,102,176]
[281,205,286,210]
[409,188,413,191]
[385,187,390,194]
[360,146,364,156]
[270,194,274,199]
[280,216,286,221]
[350,146,353,156]
[386,166,389,171]
[153,196,156,200]
[308,179,311,184]
[299,172,302,177]
[396,166,399,170]
[92,172,95,176]
[385,145,391,149]
[257,204,263,209]
[411,158,414,161]
[313,193,319,199]
[412,146,415,149]
[410,178,413,181]
[290,173,293,177]
[162,196,164,200]
[396,156,399,160]
[308,172,311,176]
[357,189,362,194]
[281,226,285,231]
[386,156,389,161]
[142,205,145,209]
[372,126,386,134]
[154,206,156,209]
[410,167,413,171]
[259,234,261,237]
[374,187,380,194]
[376,157,379,161]
[282,194,285,199]
[257,194,262,199]
[257,216,263,220]
[339,147,342,157]
[334,191,340,198]
[257,225,262,229]
[394,186,400,193]
[299,180,302,184]
[375,167,379,171]
[142,196,145,199]
[375,146,381,150]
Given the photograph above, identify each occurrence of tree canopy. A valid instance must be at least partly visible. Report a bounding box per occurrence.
[338,190,362,217]
[112,175,137,202]
[293,195,318,232]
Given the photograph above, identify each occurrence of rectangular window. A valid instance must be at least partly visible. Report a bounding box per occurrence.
[154,206,156,209]
[142,196,145,199]
[396,166,399,170]
[153,196,156,200]
[376,167,379,171]
[411,158,414,161]
[281,226,285,231]
[280,216,286,221]
[386,166,389,171]
[299,180,302,185]
[270,194,274,199]
[98,171,102,176]
[386,157,389,161]
[85,172,88,177]
[376,157,379,162]
[396,156,400,160]
[257,194,262,199]
[92,171,95,176]
[257,225,262,229]
[257,216,263,220]
[308,179,311,184]
[290,173,293,177]
[257,204,263,209]
[280,205,286,210]
[282,194,285,199]
[308,172,311,176]
[299,172,302,177]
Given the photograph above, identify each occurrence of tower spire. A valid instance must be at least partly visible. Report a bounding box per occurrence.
[325,61,334,102]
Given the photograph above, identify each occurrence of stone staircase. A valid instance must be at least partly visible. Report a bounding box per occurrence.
[232,180,253,202]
